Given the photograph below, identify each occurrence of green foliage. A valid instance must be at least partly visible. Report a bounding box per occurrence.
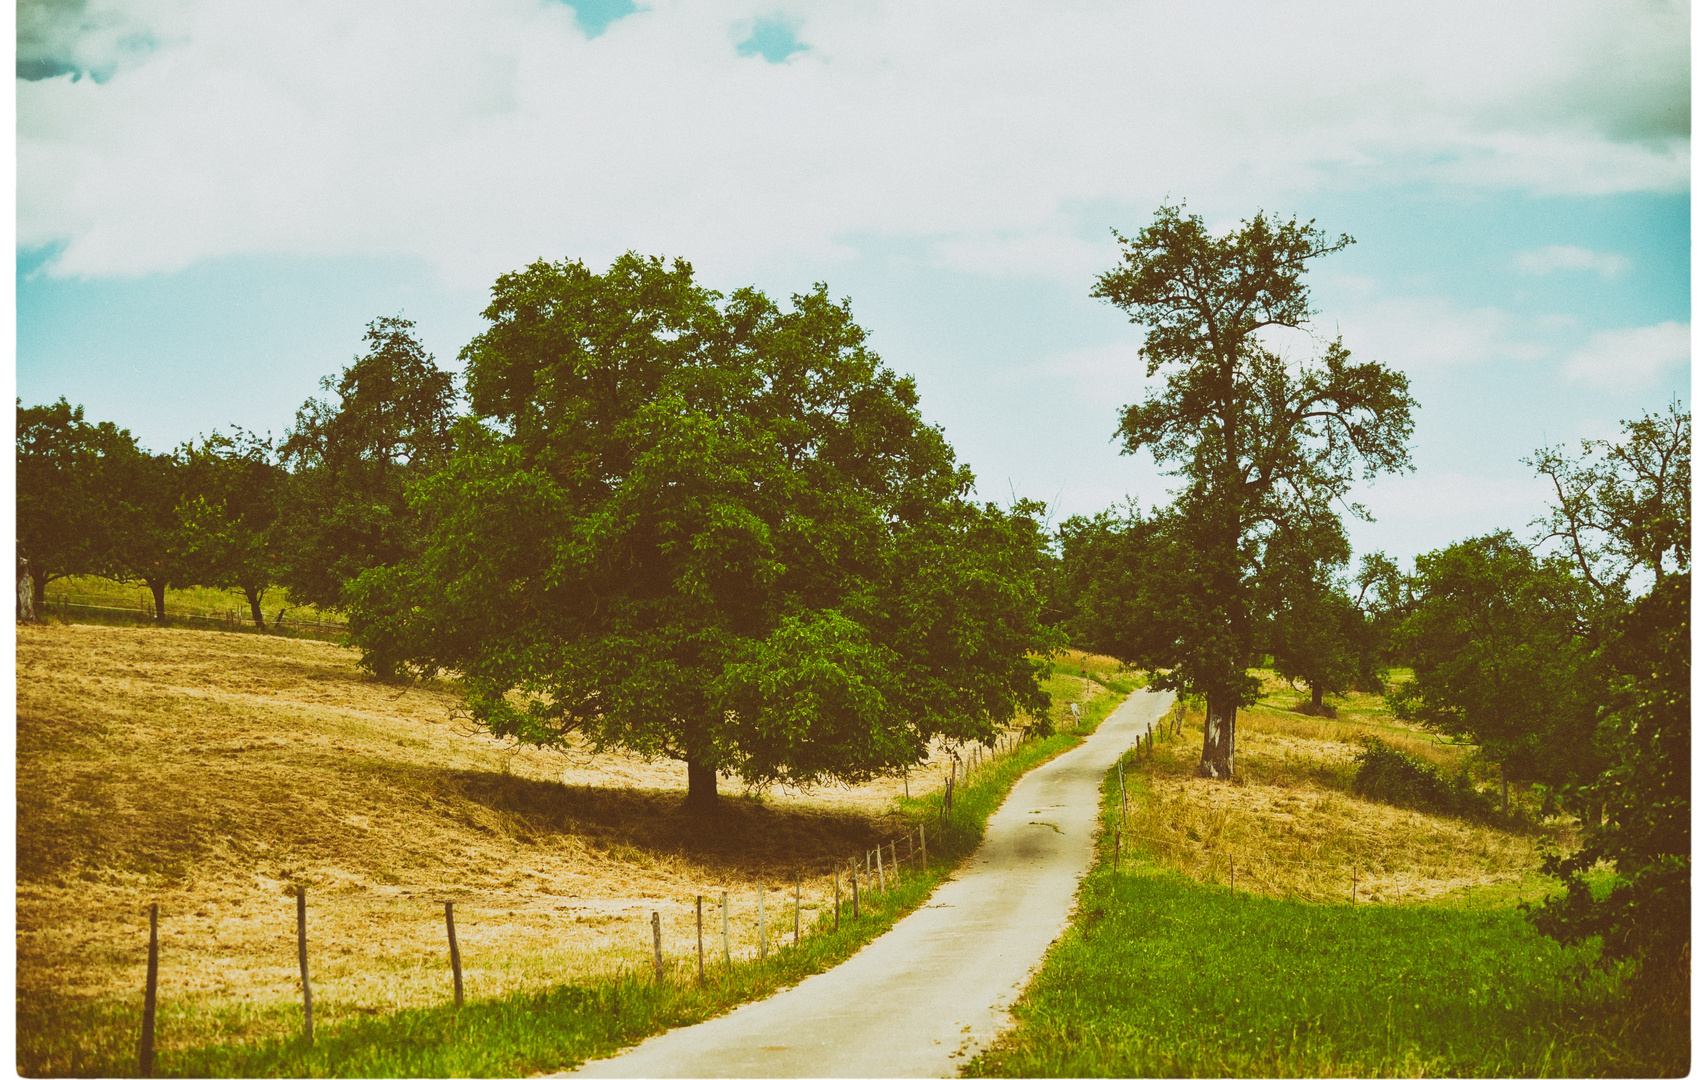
[346,255,1058,803]
[1389,532,1601,794]
[1089,203,1416,776]
[1529,573,1689,978]
[15,398,140,608]
[1527,400,1689,601]
[1353,736,1489,820]
[175,430,284,627]
[277,315,456,611]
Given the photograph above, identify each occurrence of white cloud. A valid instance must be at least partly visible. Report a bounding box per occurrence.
[1561,321,1690,389]
[1331,297,1550,373]
[1513,244,1631,277]
[1357,472,1554,525]
[15,0,1690,285]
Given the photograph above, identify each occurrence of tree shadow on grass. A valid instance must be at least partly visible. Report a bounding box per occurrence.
[434,766,905,877]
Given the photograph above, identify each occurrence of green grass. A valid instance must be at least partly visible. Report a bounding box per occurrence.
[37,575,344,639]
[103,671,1143,1078]
[965,757,1688,1078]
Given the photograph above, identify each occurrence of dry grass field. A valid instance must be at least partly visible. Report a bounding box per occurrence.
[16,622,1120,1067]
[1127,679,1574,906]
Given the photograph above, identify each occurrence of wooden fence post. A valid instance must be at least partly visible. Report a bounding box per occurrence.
[1114,829,1121,870]
[297,886,314,1043]
[1351,866,1357,904]
[834,870,841,931]
[651,911,664,982]
[793,878,801,946]
[758,885,767,959]
[889,841,897,884]
[919,823,926,870]
[696,895,705,984]
[852,862,860,919]
[444,901,463,1007]
[721,892,731,968]
[139,903,159,1078]
[876,845,885,891]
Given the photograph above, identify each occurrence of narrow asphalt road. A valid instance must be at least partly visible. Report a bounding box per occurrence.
[568,687,1174,1079]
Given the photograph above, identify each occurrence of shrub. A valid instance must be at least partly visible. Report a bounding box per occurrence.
[1353,737,1489,819]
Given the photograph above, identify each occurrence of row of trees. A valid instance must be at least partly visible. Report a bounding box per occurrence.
[18,261,1060,810]
[17,317,457,628]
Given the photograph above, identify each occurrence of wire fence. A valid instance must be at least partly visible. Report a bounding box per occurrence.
[41,593,345,640]
[115,722,1053,1074]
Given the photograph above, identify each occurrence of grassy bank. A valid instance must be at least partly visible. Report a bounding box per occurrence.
[966,747,1686,1077]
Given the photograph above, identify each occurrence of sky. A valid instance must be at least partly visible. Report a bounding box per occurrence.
[13,0,1693,571]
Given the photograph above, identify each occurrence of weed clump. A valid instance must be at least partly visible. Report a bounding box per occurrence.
[1353,737,1489,820]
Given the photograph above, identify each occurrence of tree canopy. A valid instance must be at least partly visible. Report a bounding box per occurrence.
[345,254,1056,808]
[1092,204,1416,777]
[277,315,456,611]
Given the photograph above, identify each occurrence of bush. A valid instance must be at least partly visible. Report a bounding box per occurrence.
[1353,737,1489,819]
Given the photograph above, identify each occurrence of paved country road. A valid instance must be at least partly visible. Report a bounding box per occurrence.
[567,687,1174,1079]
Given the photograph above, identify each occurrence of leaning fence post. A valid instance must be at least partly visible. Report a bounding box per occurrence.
[139,902,159,1077]
[297,886,314,1042]
[696,895,705,984]
[758,885,768,960]
[444,901,463,1007]
[721,891,731,968]
[651,910,664,982]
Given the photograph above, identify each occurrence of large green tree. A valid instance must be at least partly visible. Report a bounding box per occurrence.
[277,316,457,610]
[346,254,1056,808]
[1092,205,1416,778]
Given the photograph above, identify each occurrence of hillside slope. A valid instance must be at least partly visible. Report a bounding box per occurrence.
[20,622,1071,1071]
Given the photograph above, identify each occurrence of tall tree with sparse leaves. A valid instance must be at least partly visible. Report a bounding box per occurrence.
[1092,204,1416,778]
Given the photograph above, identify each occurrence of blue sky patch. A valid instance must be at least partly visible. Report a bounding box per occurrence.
[557,0,639,38]
[737,16,807,63]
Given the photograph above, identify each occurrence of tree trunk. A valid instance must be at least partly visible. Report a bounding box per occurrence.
[685,760,718,812]
[1198,688,1236,779]
[146,578,168,624]
[243,584,267,629]
[31,568,50,618]
[1311,683,1324,711]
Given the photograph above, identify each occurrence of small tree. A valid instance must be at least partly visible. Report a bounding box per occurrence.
[106,447,196,623]
[177,430,284,628]
[277,316,456,611]
[1092,204,1416,777]
[346,255,1056,809]
[1258,545,1363,716]
[1389,533,1601,807]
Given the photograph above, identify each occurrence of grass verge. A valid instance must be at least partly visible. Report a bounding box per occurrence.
[964,754,1687,1078]
[100,668,1143,1078]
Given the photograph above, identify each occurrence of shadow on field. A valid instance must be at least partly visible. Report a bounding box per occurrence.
[434,766,904,877]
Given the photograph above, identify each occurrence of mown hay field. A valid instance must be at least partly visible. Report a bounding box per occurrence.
[1127,679,1575,907]
[16,622,1120,1071]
